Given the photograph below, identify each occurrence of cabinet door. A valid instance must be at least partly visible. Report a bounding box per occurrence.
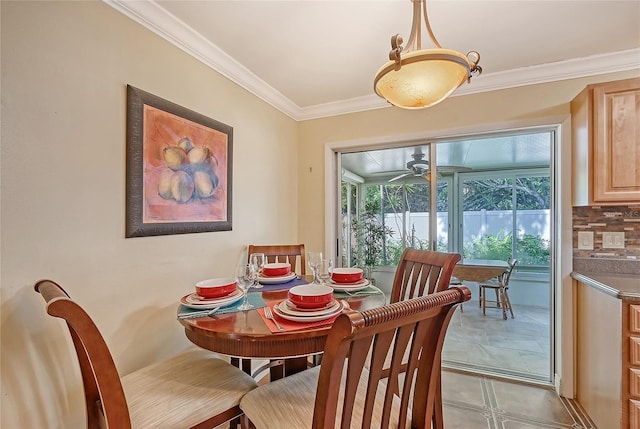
[592,79,640,203]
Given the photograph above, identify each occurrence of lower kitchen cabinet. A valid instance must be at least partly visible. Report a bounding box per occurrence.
[575,273,640,428]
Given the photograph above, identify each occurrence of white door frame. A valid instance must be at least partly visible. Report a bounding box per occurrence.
[323,116,575,397]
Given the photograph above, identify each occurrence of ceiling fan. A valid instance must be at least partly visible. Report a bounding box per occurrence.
[388,149,471,182]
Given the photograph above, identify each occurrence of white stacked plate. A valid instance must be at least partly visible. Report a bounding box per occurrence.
[273,299,345,322]
[257,271,297,284]
[328,278,371,292]
[180,289,244,309]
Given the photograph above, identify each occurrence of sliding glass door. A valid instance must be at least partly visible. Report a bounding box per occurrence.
[338,129,555,383]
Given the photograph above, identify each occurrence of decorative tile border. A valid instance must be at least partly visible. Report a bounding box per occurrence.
[442,369,594,428]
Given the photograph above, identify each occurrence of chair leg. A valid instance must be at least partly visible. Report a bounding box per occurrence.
[503,289,515,319]
[481,286,486,316]
[242,415,256,429]
[499,288,508,320]
[432,377,444,429]
[494,288,501,308]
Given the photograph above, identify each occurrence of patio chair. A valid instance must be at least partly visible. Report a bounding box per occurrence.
[479,258,518,318]
[239,286,471,429]
[34,279,257,429]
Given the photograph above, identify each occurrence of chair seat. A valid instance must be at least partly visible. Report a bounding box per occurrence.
[240,366,410,429]
[478,279,500,288]
[121,348,257,429]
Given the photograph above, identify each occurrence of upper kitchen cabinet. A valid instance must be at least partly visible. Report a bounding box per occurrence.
[571,77,640,206]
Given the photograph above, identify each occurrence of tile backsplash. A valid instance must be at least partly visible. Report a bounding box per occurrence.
[573,205,640,259]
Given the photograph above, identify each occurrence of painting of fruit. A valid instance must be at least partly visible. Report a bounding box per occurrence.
[126,85,232,237]
[158,140,219,202]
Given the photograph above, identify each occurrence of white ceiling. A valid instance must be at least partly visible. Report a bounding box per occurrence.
[106,0,640,121]
[341,131,553,181]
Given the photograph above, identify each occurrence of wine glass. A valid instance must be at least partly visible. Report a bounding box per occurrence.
[318,258,333,285]
[236,264,257,310]
[249,252,266,289]
[307,251,323,284]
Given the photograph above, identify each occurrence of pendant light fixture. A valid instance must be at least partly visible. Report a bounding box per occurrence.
[374,0,482,109]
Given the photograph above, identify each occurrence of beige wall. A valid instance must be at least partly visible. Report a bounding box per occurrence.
[296,69,640,399]
[2,1,640,427]
[1,2,298,427]
[297,71,639,252]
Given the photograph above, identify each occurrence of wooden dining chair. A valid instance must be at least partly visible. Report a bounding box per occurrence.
[448,275,464,312]
[389,248,462,303]
[34,279,257,429]
[247,244,306,275]
[239,286,471,429]
[479,258,518,318]
[385,248,462,427]
[245,244,308,379]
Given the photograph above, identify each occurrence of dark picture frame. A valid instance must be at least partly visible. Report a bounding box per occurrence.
[126,85,232,237]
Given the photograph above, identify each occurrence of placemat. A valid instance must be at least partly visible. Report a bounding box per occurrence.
[255,277,308,292]
[177,292,266,320]
[332,285,384,299]
[258,301,341,333]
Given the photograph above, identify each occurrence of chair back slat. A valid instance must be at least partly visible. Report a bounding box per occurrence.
[312,286,471,429]
[342,339,370,429]
[503,258,518,286]
[248,244,306,275]
[34,279,132,428]
[390,249,461,303]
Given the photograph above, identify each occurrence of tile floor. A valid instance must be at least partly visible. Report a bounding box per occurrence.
[443,299,551,382]
[441,369,595,429]
[243,296,597,428]
[440,299,598,428]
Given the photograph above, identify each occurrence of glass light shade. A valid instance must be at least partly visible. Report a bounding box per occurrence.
[374,48,471,109]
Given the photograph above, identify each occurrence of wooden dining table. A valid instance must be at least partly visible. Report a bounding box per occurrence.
[178,279,387,379]
[452,259,509,283]
[452,259,509,319]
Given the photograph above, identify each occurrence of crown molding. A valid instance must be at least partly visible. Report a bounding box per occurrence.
[300,49,640,120]
[104,0,300,118]
[105,0,640,122]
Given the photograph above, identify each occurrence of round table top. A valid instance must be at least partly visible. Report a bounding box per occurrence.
[179,285,387,359]
[452,260,508,283]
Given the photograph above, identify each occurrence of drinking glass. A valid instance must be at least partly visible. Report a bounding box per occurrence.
[318,258,333,285]
[249,252,266,289]
[307,251,323,284]
[236,264,257,310]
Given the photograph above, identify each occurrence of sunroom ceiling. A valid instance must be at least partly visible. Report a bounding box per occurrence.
[341,134,551,182]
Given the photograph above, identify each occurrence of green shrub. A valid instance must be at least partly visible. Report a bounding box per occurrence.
[463,230,549,265]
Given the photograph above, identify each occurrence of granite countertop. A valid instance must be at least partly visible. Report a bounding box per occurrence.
[572,271,640,300]
[572,257,640,300]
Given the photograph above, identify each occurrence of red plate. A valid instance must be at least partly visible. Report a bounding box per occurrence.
[195,278,238,298]
[285,299,337,312]
[331,268,364,284]
[262,262,291,277]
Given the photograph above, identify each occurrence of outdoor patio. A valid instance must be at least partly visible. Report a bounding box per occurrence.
[443,298,551,383]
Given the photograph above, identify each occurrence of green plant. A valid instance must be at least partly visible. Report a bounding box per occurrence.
[463,230,550,265]
[351,212,394,269]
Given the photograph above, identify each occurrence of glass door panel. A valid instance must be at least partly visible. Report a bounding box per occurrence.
[338,131,554,384]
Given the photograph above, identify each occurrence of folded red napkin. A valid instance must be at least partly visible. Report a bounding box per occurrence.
[258,302,341,333]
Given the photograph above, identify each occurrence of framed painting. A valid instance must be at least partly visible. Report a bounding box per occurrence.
[126,85,232,237]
